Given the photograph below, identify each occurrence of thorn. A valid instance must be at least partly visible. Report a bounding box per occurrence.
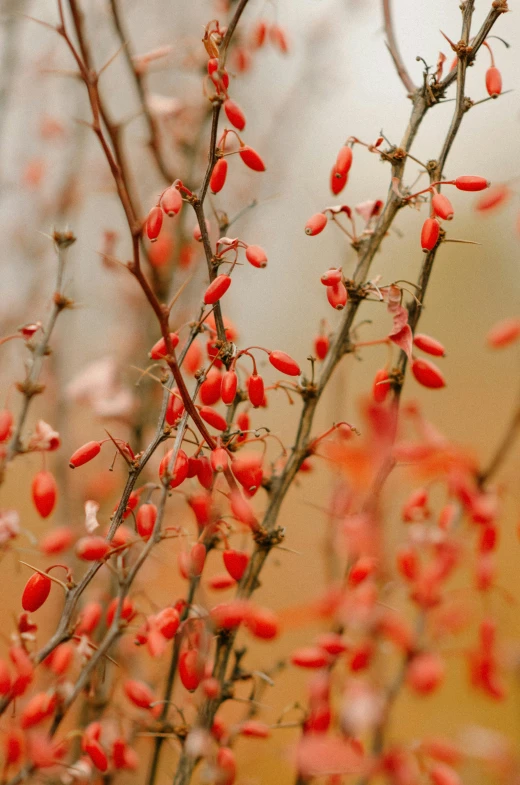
[99,43,126,77]
[167,273,195,314]
[440,30,458,52]
[443,238,482,245]
[38,68,82,80]
[19,561,68,591]
[103,430,132,465]
[19,14,57,32]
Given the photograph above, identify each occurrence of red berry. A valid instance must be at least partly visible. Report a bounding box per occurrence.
[454,176,489,192]
[166,388,184,425]
[183,340,203,375]
[316,632,347,656]
[210,446,228,473]
[208,573,236,590]
[197,455,214,489]
[85,739,108,772]
[149,332,180,359]
[432,192,454,221]
[224,99,246,131]
[487,317,520,349]
[305,213,327,236]
[411,358,446,389]
[350,641,373,671]
[76,536,111,561]
[246,606,279,639]
[155,606,180,638]
[485,66,502,97]
[245,245,268,268]
[475,183,510,212]
[69,440,101,468]
[251,20,268,48]
[239,720,270,738]
[210,599,250,629]
[31,471,57,518]
[136,503,158,540]
[330,166,347,195]
[160,186,182,216]
[159,449,189,488]
[0,409,13,442]
[124,679,156,710]
[22,572,52,612]
[269,350,300,376]
[193,218,211,242]
[20,692,57,729]
[4,730,23,765]
[291,647,329,669]
[39,526,74,555]
[239,145,266,171]
[327,281,348,310]
[179,649,203,691]
[45,642,73,675]
[76,601,103,635]
[199,406,227,431]
[407,651,445,694]
[149,233,173,268]
[373,368,391,403]
[421,217,440,252]
[223,549,249,581]
[210,158,228,194]
[106,597,135,627]
[270,24,289,53]
[216,747,236,785]
[320,268,342,286]
[413,333,446,357]
[146,206,163,242]
[429,763,462,785]
[204,274,232,305]
[314,334,329,360]
[207,58,229,90]
[335,145,353,176]
[188,491,212,526]
[188,455,200,480]
[232,452,263,495]
[200,367,222,406]
[221,370,238,405]
[229,490,258,529]
[247,373,265,407]
[236,411,250,433]
[189,542,206,577]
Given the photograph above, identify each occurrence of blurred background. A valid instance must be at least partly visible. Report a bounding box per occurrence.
[0,0,519,782]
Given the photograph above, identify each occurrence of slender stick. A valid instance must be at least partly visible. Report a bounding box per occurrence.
[168,5,508,785]
[1,234,73,477]
[382,0,416,94]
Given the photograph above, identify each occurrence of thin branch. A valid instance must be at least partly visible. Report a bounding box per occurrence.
[107,0,175,182]
[478,386,520,486]
[382,0,416,94]
[1,234,73,476]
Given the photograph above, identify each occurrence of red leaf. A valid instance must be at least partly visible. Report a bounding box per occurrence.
[389,324,413,359]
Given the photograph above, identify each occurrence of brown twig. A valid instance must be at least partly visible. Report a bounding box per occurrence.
[107,0,175,183]
[1,232,73,478]
[382,0,416,95]
[168,5,507,785]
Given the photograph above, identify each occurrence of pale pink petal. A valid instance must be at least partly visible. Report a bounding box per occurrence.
[84,501,100,534]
